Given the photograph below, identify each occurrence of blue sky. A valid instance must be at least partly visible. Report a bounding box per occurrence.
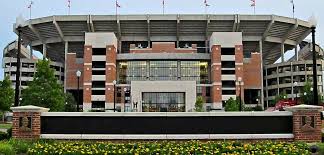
[1,0,323,80]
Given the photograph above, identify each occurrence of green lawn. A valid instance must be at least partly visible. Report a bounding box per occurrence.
[0,123,12,129]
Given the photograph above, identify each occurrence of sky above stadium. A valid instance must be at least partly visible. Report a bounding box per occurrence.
[0,0,323,80]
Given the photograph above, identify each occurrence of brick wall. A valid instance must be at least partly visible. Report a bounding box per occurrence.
[66,53,84,90]
[243,52,261,89]
[292,110,322,142]
[11,106,49,139]
[12,112,41,139]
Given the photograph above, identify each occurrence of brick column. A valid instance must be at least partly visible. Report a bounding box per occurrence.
[10,106,49,139]
[285,105,323,142]
[210,45,222,108]
[235,45,244,101]
[83,46,92,111]
[105,45,117,110]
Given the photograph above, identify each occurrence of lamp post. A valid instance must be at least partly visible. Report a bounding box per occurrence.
[309,15,318,105]
[76,70,81,112]
[293,81,298,104]
[14,15,25,107]
[237,77,242,111]
[113,80,117,112]
[123,87,127,112]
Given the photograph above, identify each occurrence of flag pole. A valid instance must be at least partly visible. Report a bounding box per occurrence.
[162,0,165,15]
[68,0,71,15]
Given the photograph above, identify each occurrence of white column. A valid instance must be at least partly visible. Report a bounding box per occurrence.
[295,45,298,61]
[42,44,47,59]
[29,44,33,59]
[281,43,285,63]
[259,40,264,109]
[64,41,68,93]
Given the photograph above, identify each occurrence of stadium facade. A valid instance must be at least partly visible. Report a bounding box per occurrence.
[3,14,319,112]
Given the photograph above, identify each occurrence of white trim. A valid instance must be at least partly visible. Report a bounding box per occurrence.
[84,83,92,86]
[212,82,222,86]
[211,63,221,67]
[106,63,116,67]
[41,111,292,117]
[105,83,114,86]
[84,63,92,65]
[235,63,243,65]
[40,134,293,140]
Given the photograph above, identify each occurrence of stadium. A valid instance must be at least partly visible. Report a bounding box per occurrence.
[3,14,320,112]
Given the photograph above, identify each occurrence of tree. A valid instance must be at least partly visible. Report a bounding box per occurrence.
[225,97,240,111]
[65,92,77,112]
[0,76,14,122]
[21,59,65,111]
[300,80,322,105]
[194,96,204,112]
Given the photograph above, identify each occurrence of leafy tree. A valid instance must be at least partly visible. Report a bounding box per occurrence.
[300,80,322,105]
[225,97,240,111]
[64,92,77,112]
[0,76,14,122]
[21,59,65,111]
[194,96,204,112]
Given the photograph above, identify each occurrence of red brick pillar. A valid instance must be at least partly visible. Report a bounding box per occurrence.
[285,105,323,142]
[210,45,222,108]
[83,46,92,111]
[105,45,117,111]
[10,106,49,139]
[235,45,244,101]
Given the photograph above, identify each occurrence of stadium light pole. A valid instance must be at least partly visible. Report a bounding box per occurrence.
[14,16,24,107]
[309,15,318,105]
[76,70,82,112]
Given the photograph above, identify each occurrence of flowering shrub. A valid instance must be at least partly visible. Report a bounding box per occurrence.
[27,140,311,155]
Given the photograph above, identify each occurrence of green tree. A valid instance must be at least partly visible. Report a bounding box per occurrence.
[194,96,204,112]
[0,76,14,122]
[225,97,240,111]
[300,80,322,105]
[64,92,77,112]
[21,59,65,111]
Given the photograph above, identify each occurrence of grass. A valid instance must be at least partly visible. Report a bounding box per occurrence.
[0,123,12,129]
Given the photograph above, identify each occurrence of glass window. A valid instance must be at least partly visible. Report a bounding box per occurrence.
[118,61,147,84]
[180,61,209,84]
[150,61,178,81]
[142,92,185,112]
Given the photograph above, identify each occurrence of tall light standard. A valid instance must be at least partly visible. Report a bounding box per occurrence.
[76,70,81,112]
[113,80,117,112]
[293,81,298,104]
[14,15,25,107]
[237,77,243,111]
[309,15,318,105]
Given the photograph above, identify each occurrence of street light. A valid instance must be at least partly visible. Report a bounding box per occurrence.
[237,77,242,111]
[309,15,318,105]
[123,87,127,112]
[14,15,25,107]
[293,81,298,104]
[76,70,82,112]
[113,80,117,112]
